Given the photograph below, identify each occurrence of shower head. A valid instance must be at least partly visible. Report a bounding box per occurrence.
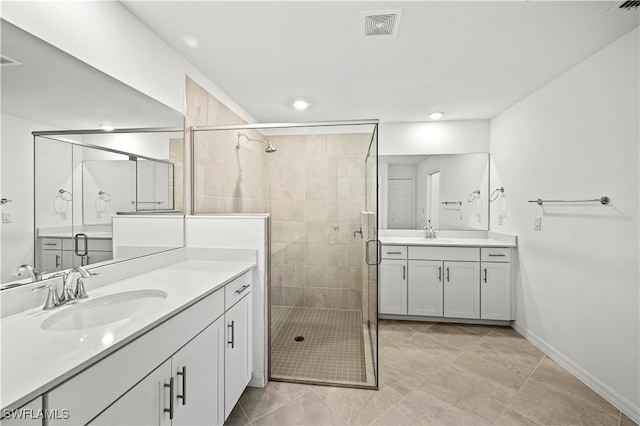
[237,132,277,153]
[265,140,277,153]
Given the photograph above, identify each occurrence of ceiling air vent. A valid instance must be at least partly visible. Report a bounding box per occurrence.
[1,55,22,67]
[618,0,640,9]
[361,9,403,39]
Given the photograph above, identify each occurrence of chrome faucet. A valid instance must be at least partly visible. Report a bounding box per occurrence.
[16,264,43,282]
[33,266,98,309]
[424,220,437,239]
[61,266,97,303]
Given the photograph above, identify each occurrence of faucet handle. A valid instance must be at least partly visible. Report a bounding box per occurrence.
[75,278,89,299]
[32,283,61,310]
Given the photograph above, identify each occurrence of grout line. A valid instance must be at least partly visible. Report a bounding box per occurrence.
[496,353,548,421]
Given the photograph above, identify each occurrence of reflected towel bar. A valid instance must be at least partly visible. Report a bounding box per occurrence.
[441,201,462,206]
[528,196,610,206]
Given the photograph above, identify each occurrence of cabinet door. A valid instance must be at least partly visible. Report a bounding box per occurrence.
[62,251,81,269]
[225,294,252,419]
[408,260,443,316]
[172,317,225,426]
[379,259,407,315]
[443,261,480,319]
[481,262,511,320]
[42,250,63,272]
[90,360,171,426]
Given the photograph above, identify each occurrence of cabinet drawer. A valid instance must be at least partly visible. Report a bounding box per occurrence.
[41,238,63,250]
[409,246,479,262]
[225,271,252,310]
[381,245,407,259]
[481,248,511,262]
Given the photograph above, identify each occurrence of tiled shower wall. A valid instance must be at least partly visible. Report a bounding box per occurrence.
[268,134,370,312]
[185,77,373,315]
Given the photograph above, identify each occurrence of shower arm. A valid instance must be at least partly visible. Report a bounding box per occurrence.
[237,132,268,149]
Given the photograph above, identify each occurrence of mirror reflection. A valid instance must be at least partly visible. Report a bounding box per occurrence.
[379,153,489,231]
[1,19,185,285]
[34,131,182,274]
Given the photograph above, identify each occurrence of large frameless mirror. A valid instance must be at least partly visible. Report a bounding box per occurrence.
[378,153,489,231]
[1,19,184,285]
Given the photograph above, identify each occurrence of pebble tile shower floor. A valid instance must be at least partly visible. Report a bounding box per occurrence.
[271,306,367,384]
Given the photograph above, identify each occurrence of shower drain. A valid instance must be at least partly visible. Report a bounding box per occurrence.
[294,336,305,342]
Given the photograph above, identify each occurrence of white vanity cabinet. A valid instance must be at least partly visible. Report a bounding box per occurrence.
[443,261,480,319]
[223,275,253,419]
[40,237,113,271]
[407,260,442,316]
[91,315,228,426]
[379,246,408,315]
[46,270,253,426]
[380,243,513,323]
[480,248,511,321]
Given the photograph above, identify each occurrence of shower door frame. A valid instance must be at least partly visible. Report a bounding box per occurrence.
[189,120,379,390]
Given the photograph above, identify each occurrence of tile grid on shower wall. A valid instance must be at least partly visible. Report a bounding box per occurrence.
[271,306,367,384]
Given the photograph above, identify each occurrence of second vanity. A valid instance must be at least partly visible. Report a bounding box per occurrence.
[0,255,255,426]
[379,232,517,324]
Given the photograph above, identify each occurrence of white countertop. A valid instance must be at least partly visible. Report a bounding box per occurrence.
[379,236,516,247]
[0,260,255,410]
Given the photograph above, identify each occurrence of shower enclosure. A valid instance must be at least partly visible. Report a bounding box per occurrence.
[191,121,379,388]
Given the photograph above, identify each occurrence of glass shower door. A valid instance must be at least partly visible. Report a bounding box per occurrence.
[364,125,379,387]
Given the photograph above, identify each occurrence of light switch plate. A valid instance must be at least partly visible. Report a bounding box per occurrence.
[2,212,12,223]
[534,216,542,231]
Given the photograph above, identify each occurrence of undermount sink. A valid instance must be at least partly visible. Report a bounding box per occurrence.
[41,290,168,332]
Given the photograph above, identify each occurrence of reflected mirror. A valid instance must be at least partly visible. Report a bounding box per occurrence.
[379,153,489,231]
[1,19,184,284]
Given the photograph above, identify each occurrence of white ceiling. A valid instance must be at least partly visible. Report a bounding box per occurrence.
[1,20,183,130]
[122,1,639,124]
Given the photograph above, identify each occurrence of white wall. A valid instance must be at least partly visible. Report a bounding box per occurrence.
[1,1,254,123]
[379,120,489,156]
[186,216,269,388]
[1,114,60,282]
[490,28,639,421]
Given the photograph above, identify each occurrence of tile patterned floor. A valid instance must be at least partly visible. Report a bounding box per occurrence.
[271,306,367,384]
[228,320,638,426]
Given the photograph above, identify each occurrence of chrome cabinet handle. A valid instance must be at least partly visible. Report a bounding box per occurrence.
[177,366,187,405]
[446,267,450,282]
[402,265,406,280]
[44,243,57,246]
[228,320,235,348]
[55,255,60,268]
[438,266,442,282]
[483,268,488,283]
[488,254,506,257]
[164,377,174,419]
[235,284,250,294]
[387,251,402,255]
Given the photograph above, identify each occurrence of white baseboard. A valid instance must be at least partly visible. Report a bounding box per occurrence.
[249,373,266,388]
[512,323,640,424]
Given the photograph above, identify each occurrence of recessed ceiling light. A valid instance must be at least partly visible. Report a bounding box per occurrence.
[182,35,200,49]
[428,111,444,120]
[293,100,309,111]
[100,125,114,131]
